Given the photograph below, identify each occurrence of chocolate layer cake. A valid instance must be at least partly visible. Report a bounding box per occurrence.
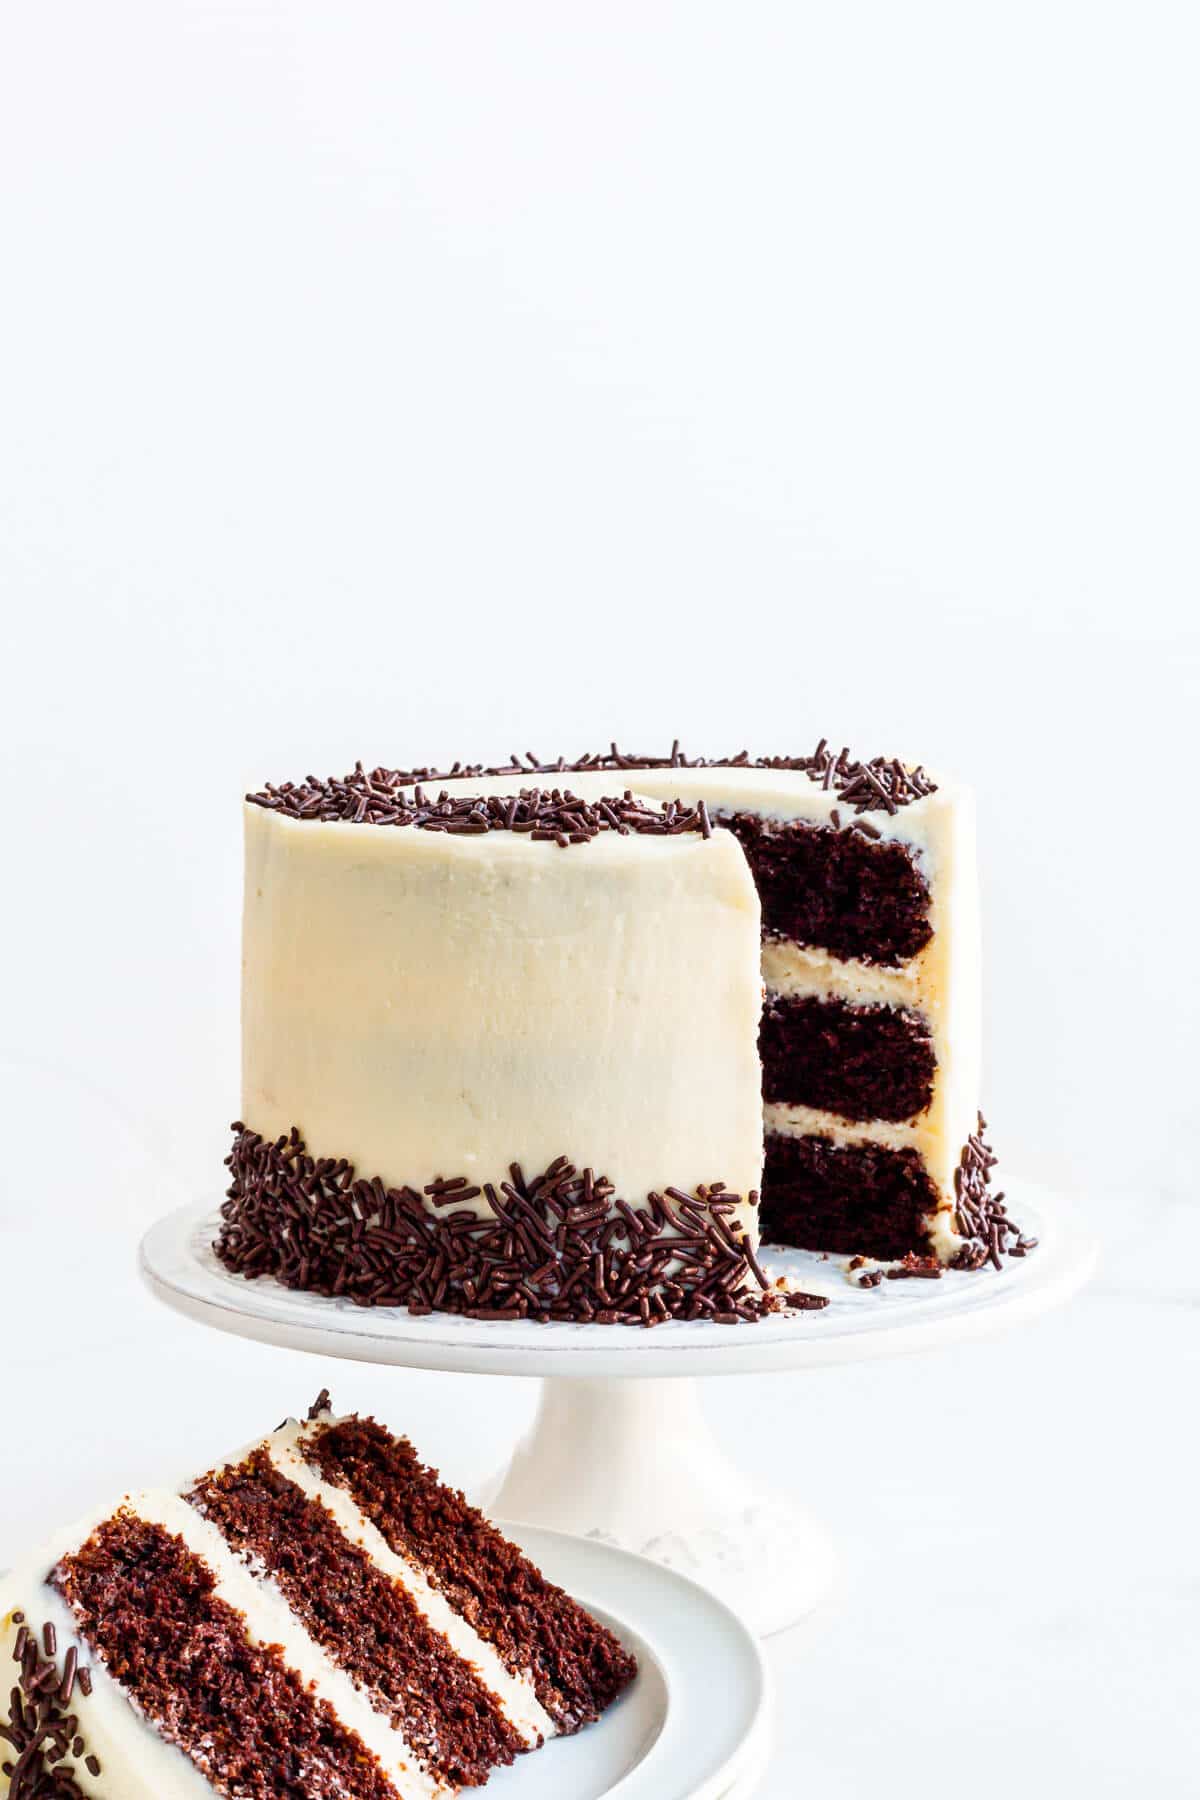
[0,1395,636,1799]
[214,742,1028,1321]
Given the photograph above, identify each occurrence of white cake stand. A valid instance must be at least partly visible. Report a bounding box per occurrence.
[140,1178,1094,1636]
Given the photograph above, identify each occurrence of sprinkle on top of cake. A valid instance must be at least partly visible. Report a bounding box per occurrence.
[247,738,938,825]
[246,782,716,843]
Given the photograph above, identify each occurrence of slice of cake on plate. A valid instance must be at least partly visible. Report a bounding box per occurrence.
[0,1394,636,1799]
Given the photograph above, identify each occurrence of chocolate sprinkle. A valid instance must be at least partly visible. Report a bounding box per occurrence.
[215,1127,827,1325]
[885,1256,943,1280]
[245,780,714,846]
[1,1616,100,1799]
[951,1116,1035,1271]
[246,738,937,826]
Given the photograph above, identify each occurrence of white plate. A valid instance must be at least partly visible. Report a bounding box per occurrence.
[468,1524,769,1800]
[715,1734,772,1798]
[142,1179,1096,1377]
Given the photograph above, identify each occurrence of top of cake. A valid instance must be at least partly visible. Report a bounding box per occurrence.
[246,737,939,825]
[244,784,718,841]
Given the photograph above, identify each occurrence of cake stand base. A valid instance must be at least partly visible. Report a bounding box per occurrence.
[482,1376,836,1635]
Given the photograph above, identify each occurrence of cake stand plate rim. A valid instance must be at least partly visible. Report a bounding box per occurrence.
[139,1176,1096,1377]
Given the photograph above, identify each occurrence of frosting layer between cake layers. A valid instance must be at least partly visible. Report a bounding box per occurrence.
[0,1405,635,1800]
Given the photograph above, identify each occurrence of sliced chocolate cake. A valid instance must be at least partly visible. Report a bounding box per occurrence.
[214,741,1028,1322]
[0,1395,637,1800]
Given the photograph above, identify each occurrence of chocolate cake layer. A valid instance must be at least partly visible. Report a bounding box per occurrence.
[718,811,933,966]
[303,1415,638,1733]
[186,1448,522,1786]
[52,1513,396,1800]
[761,1132,941,1260]
[760,994,936,1122]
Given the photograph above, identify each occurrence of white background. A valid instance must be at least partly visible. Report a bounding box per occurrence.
[2,6,1197,1797]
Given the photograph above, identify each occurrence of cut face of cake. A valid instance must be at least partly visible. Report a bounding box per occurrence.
[215,744,1027,1322]
[0,1396,637,1799]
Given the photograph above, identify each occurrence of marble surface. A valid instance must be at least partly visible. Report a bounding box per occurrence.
[1,1074,1193,1798]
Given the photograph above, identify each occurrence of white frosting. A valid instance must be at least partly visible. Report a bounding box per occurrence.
[242,803,765,1223]
[760,938,921,1008]
[867,782,980,1242]
[765,1100,926,1153]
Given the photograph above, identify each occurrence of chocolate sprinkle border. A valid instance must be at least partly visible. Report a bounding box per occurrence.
[2,1610,101,1800]
[246,737,937,826]
[215,1126,828,1325]
[216,1117,1034,1323]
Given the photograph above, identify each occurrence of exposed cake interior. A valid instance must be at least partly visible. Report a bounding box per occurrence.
[53,1511,401,1800]
[762,1133,943,1260]
[302,1412,637,1732]
[185,1446,525,1785]
[759,993,936,1123]
[717,807,935,967]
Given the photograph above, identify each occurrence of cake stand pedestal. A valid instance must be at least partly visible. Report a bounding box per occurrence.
[477,1378,837,1635]
[140,1178,1094,1636]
